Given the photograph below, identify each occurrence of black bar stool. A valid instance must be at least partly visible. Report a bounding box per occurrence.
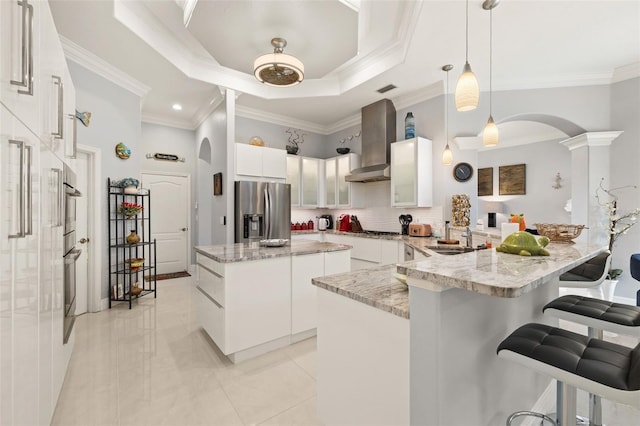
[543,294,640,425]
[497,323,640,426]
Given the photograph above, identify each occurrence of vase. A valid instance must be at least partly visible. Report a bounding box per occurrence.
[126,230,140,244]
[124,185,138,194]
[286,146,298,155]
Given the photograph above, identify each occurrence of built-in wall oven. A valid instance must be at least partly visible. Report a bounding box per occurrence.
[63,165,81,344]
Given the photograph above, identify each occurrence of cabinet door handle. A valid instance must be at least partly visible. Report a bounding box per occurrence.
[52,168,63,227]
[10,0,34,96]
[196,285,223,309]
[8,140,25,238]
[67,113,77,158]
[24,145,32,236]
[51,76,64,139]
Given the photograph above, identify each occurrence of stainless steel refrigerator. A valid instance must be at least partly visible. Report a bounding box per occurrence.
[234,181,291,243]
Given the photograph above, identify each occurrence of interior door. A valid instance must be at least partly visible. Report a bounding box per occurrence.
[141,173,189,274]
[71,151,89,314]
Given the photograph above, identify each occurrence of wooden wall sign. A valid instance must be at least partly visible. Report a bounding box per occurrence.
[145,153,185,162]
[477,167,493,196]
[499,164,526,195]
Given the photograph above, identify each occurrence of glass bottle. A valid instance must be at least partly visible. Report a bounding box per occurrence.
[404,112,415,139]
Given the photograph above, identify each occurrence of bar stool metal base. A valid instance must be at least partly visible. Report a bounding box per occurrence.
[506,411,557,426]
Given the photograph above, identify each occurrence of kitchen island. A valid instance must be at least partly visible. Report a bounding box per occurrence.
[312,241,605,426]
[194,239,350,363]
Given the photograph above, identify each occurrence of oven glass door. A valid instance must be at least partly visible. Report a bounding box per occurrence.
[64,193,76,235]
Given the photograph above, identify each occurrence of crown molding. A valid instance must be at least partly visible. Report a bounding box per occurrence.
[560,131,623,150]
[235,105,328,134]
[392,81,442,111]
[612,62,640,83]
[141,113,197,130]
[193,90,226,129]
[324,113,361,135]
[60,36,150,98]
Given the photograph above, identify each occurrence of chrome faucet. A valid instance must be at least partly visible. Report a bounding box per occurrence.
[445,221,451,240]
[463,226,473,248]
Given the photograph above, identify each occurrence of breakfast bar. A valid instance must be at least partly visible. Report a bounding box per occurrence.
[312,241,606,426]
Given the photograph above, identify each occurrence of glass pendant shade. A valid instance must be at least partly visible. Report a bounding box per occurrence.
[442,144,453,165]
[455,62,479,111]
[483,115,499,146]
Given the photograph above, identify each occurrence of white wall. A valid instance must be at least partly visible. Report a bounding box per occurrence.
[610,77,640,300]
[67,60,141,299]
[236,116,327,158]
[140,122,197,261]
[477,139,572,228]
[196,103,228,245]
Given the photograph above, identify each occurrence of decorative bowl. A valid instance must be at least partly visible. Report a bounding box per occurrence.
[336,147,350,155]
[249,136,264,146]
[286,146,298,155]
[534,223,587,243]
[124,257,145,269]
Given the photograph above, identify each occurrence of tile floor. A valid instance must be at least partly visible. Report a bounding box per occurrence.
[52,277,640,426]
[51,277,321,426]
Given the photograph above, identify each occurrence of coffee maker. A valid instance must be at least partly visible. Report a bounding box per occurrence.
[319,214,333,230]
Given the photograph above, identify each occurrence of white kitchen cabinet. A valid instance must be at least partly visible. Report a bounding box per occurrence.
[323,153,364,208]
[1,2,75,422]
[287,155,323,208]
[196,254,292,360]
[390,137,433,207]
[0,0,43,135]
[325,233,401,271]
[291,250,351,335]
[286,155,301,205]
[291,253,325,335]
[1,104,41,426]
[235,143,286,180]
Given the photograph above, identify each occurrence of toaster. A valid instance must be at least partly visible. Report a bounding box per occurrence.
[409,224,432,237]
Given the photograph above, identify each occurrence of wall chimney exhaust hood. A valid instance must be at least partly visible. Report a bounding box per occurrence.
[346,99,396,182]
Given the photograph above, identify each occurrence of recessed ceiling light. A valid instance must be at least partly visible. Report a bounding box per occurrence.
[172,103,183,111]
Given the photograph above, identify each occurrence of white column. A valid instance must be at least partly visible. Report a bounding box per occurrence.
[560,132,622,246]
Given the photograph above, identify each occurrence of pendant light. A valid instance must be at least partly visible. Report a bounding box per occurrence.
[442,64,454,165]
[482,0,499,147]
[455,0,479,111]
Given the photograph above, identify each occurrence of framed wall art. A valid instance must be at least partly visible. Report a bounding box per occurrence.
[477,167,493,196]
[499,164,526,195]
[213,172,223,196]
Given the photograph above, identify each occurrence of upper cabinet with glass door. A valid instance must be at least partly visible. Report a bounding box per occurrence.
[323,153,364,209]
[390,137,432,207]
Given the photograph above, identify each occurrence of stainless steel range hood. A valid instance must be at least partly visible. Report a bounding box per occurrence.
[345,99,396,182]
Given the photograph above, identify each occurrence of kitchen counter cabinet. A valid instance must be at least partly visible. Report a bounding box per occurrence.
[195,240,350,362]
[325,233,403,270]
[312,242,606,425]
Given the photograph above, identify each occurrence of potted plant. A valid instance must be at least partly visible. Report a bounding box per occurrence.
[117,202,144,219]
[285,128,305,155]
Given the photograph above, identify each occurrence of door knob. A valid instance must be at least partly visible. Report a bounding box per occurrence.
[79,237,89,244]
[181,227,187,231]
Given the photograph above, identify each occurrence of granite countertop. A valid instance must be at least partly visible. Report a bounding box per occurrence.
[397,242,606,298]
[195,239,351,263]
[312,265,409,319]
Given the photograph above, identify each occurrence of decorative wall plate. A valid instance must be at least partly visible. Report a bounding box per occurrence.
[115,142,131,159]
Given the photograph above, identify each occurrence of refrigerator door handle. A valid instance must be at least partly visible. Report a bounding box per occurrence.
[264,186,271,238]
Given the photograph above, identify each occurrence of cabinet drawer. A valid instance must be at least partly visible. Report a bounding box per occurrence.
[197,263,225,307]
[195,286,226,353]
[196,253,224,276]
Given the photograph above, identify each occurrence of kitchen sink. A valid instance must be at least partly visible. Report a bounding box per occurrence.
[426,246,476,255]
